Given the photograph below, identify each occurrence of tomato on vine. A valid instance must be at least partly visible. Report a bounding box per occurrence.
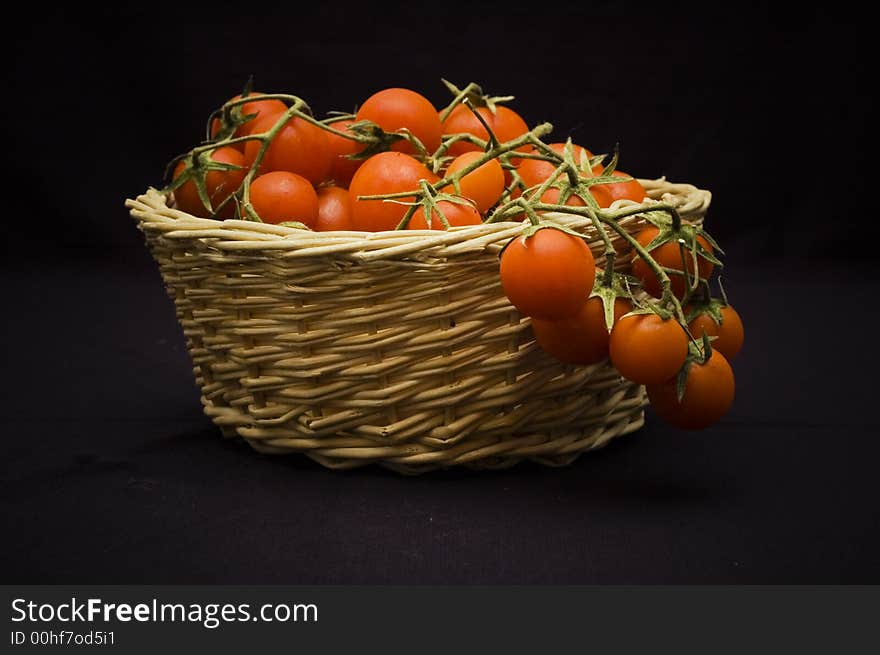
[445,151,505,213]
[647,348,735,429]
[408,199,482,230]
[248,171,318,227]
[589,170,646,208]
[210,92,287,147]
[687,304,744,360]
[441,104,530,157]
[499,227,596,320]
[356,88,442,155]
[631,225,715,298]
[532,296,631,365]
[516,143,597,189]
[609,312,689,385]
[315,185,354,231]
[172,146,246,219]
[348,151,439,231]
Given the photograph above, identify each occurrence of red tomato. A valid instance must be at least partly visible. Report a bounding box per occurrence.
[173,146,246,219]
[323,119,364,187]
[445,152,505,213]
[590,170,647,208]
[348,151,439,231]
[516,143,598,189]
[243,113,333,185]
[210,93,288,147]
[440,104,530,156]
[315,185,354,231]
[356,88,442,155]
[248,171,318,227]
[631,226,714,298]
[532,297,631,365]
[609,313,689,385]
[687,304,744,360]
[408,199,482,230]
[647,349,735,429]
[499,228,596,320]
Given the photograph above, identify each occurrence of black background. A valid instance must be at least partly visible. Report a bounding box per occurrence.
[2,1,878,583]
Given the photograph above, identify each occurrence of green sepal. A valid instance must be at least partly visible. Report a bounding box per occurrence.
[695,226,725,257]
[161,149,242,214]
[278,221,311,230]
[683,296,726,325]
[588,154,607,172]
[415,193,478,229]
[440,78,515,116]
[601,142,620,176]
[589,269,635,332]
[675,358,693,403]
[322,111,357,121]
[343,120,405,160]
[239,200,262,223]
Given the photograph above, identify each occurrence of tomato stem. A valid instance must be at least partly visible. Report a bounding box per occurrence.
[463,98,500,150]
[438,81,482,123]
[713,276,729,307]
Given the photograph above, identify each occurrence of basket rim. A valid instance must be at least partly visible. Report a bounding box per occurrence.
[125,176,711,262]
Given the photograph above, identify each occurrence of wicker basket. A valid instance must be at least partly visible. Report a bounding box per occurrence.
[126,178,710,474]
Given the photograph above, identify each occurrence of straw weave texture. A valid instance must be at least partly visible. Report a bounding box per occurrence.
[126,178,710,473]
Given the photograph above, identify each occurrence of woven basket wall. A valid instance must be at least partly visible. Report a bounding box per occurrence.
[126,178,710,474]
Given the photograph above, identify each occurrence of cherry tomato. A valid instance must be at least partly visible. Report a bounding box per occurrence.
[445,152,505,213]
[516,143,598,189]
[499,228,596,320]
[688,304,744,360]
[243,113,333,185]
[590,170,646,208]
[210,93,288,147]
[323,119,363,187]
[348,151,439,231]
[440,104,530,157]
[609,313,689,385]
[315,185,354,231]
[408,199,482,230]
[173,146,246,219]
[248,171,318,227]
[647,349,735,429]
[356,88,442,155]
[631,226,715,298]
[532,297,631,365]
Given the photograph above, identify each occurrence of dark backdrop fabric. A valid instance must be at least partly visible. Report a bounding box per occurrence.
[2,1,877,583]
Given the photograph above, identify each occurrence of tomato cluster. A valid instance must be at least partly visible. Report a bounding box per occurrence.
[498,213,744,431]
[168,81,649,233]
[166,80,744,434]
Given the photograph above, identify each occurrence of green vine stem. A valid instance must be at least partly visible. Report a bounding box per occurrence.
[438,81,483,122]
[463,98,500,150]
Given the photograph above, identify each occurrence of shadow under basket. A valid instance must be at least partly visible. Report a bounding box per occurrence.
[126,178,711,474]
